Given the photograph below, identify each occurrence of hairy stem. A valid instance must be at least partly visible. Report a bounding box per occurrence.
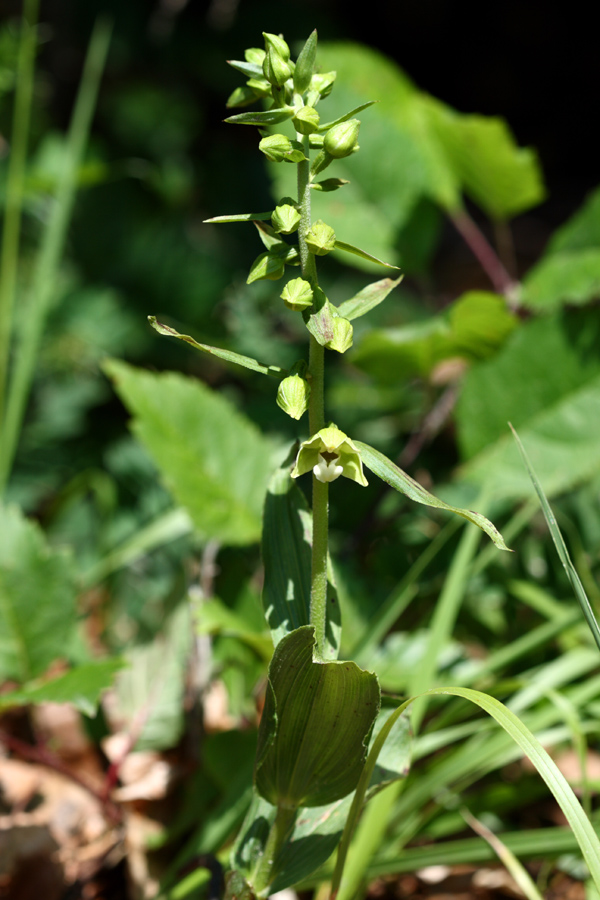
[297,134,328,657]
[251,804,297,897]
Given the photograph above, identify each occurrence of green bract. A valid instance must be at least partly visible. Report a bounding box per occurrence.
[259,134,306,163]
[305,219,336,255]
[247,251,285,283]
[272,203,301,234]
[281,277,314,310]
[291,425,368,486]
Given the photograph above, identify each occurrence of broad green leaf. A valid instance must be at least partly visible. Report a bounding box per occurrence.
[0,504,77,682]
[366,704,412,799]
[255,625,380,808]
[456,309,600,498]
[232,790,353,896]
[196,597,273,661]
[353,291,516,381]
[262,460,341,658]
[225,107,295,125]
[522,249,600,310]
[544,185,600,255]
[148,317,285,377]
[355,442,510,551]
[0,659,125,716]
[204,212,272,223]
[337,276,403,321]
[104,360,273,545]
[333,239,400,269]
[109,601,192,751]
[428,106,545,219]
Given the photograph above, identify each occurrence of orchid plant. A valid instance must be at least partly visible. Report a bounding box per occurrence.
[150,29,600,900]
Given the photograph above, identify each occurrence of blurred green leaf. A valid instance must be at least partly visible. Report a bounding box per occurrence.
[457,309,600,497]
[353,291,516,382]
[0,504,77,682]
[366,704,412,799]
[110,600,191,751]
[427,105,545,219]
[255,625,380,807]
[104,360,274,546]
[338,276,403,321]
[0,658,125,715]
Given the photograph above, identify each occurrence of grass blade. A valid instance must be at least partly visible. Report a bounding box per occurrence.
[0,16,112,493]
[510,423,600,653]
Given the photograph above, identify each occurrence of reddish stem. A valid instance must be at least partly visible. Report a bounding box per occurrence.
[451,209,517,298]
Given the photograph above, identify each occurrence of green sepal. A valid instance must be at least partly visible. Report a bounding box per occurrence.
[306,219,336,255]
[334,239,400,269]
[147,317,285,377]
[355,440,511,550]
[281,276,314,310]
[338,275,403,320]
[311,177,350,192]
[328,316,353,353]
[247,251,286,283]
[323,119,361,158]
[259,133,307,163]
[272,203,301,234]
[225,107,295,126]
[318,101,377,132]
[254,625,380,808]
[292,106,320,135]
[292,425,368,486]
[293,30,318,94]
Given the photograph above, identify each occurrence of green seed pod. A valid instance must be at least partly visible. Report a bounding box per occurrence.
[277,373,311,420]
[323,119,361,159]
[327,316,353,353]
[247,251,285,284]
[272,203,301,234]
[292,106,320,135]
[291,424,368,486]
[305,219,336,256]
[259,134,307,164]
[281,277,314,310]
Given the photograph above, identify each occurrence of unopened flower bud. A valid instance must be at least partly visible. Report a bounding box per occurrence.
[327,316,353,353]
[323,119,361,158]
[259,134,306,164]
[247,251,285,284]
[263,33,291,61]
[262,34,292,87]
[306,220,336,256]
[277,373,311,420]
[307,71,336,106]
[281,277,313,310]
[291,424,368,486]
[292,106,320,135]
[272,203,301,234]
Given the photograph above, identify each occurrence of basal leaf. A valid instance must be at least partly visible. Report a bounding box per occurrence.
[255,626,380,808]
[148,317,285,377]
[0,504,77,682]
[522,249,600,311]
[104,360,273,545]
[355,441,510,551]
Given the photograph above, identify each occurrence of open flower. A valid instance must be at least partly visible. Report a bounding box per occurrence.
[291,424,368,486]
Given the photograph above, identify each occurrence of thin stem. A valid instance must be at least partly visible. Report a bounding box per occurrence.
[297,133,329,657]
[450,207,517,298]
[0,0,39,429]
[0,16,112,495]
[251,804,297,897]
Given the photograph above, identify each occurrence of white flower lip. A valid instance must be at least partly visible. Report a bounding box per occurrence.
[313,453,343,483]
